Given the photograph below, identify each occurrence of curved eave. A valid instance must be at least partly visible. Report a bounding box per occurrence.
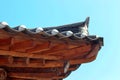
[0,17,103,80]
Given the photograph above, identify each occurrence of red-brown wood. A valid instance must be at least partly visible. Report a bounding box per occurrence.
[0,28,102,80]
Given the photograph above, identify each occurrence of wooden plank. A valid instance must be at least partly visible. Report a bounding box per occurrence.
[6,67,58,73]
[0,53,97,68]
[0,49,97,68]
[70,55,97,65]
[10,39,34,51]
[0,37,11,50]
[0,50,62,60]
[68,66,78,71]
[8,72,58,80]
[0,37,11,46]
[7,77,35,80]
[26,42,50,53]
[40,44,91,60]
[65,44,91,59]
[0,29,11,38]
[6,66,79,73]
[39,43,68,55]
[0,59,64,68]
[86,44,100,58]
[0,55,9,64]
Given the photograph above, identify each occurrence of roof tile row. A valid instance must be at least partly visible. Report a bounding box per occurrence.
[0,17,103,45]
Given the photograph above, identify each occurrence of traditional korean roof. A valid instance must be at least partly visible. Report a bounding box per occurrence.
[0,17,103,80]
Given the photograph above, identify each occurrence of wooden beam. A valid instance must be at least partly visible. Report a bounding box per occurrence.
[68,66,79,71]
[8,72,58,80]
[0,51,97,68]
[26,42,50,53]
[10,39,34,51]
[63,64,81,72]
[5,65,79,74]
[53,64,81,74]
[70,55,97,65]
[7,77,36,80]
[86,44,100,58]
[40,44,91,60]
[6,67,58,73]
[42,44,90,55]
[8,72,65,80]
[0,29,11,38]
[0,50,63,60]
[0,55,9,64]
[39,43,68,55]
[65,44,91,59]
[0,60,64,68]
[0,37,11,50]
[0,37,11,46]
[11,33,32,40]
[0,55,97,68]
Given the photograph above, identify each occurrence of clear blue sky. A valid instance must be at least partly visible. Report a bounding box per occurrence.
[0,0,120,80]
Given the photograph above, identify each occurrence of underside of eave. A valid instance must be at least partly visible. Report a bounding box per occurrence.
[0,32,102,80]
[0,17,103,80]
